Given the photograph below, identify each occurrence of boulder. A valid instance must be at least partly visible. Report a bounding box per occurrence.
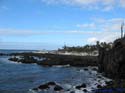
[97,85,103,89]
[70,91,75,93]
[54,85,63,91]
[75,83,86,90]
[47,82,56,86]
[83,89,87,92]
[38,84,49,90]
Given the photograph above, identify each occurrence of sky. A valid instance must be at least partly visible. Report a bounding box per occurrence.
[0,0,125,50]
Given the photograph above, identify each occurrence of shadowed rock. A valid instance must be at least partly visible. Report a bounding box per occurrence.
[70,91,75,93]
[54,85,63,91]
[76,83,86,90]
[47,82,56,86]
[9,57,18,62]
[97,85,103,89]
[92,67,98,71]
[83,89,87,92]
[9,56,37,64]
[98,38,125,79]
[32,88,38,90]
[84,68,88,71]
[32,81,58,91]
[38,84,49,90]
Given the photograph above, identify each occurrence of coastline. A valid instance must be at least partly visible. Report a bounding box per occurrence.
[8,53,98,67]
[1,38,125,93]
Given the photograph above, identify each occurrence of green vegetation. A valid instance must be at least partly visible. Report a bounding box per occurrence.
[58,41,113,53]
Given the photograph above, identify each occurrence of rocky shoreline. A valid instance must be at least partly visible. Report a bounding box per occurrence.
[8,53,98,67]
[5,38,125,78]
[29,66,112,93]
[97,38,125,92]
[1,38,125,93]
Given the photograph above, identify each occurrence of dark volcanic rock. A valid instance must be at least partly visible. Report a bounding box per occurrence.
[81,83,87,88]
[97,76,102,79]
[70,91,75,93]
[83,89,87,92]
[9,52,97,66]
[0,53,8,56]
[54,85,63,91]
[47,82,56,86]
[76,83,86,90]
[32,82,57,91]
[37,54,97,67]
[75,85,81,90]
[38,84,49,90]
[98,38,125,79]
[92,67,98,71]
[105,81,113,86]
[97,85,103,89]
[32,88,38,90]
[18,56,37,63]
[9,56,37,64]
[9,57,18,62]
[84,68,88,71]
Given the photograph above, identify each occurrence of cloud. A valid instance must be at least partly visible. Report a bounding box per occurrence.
[41,0,125,11]
[0,29,40,36]
[0,17,124,45]
[86,31,120,44]
[77,18,125,31]
[0,28,107,37]
[87,37,98,43]
[0,29,95,36]
[120,0,125,8]
[76,17,125,44]
[76,23,96,29]
[41,0,99,6]
[0,42,60,50]
[0,29,82,36]
[85,17,124,43]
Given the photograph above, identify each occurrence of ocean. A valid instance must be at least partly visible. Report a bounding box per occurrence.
[0,50,111,93]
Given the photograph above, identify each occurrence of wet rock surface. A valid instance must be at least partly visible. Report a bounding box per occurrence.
[54,85,63,91]
[8,56,37,64]
[31,74,110,93]
[31,81,88,92]
[75,83,86,90]
[47,82,56,86]
[83,89,87,92]
[95,80,125,93]
[97,84,103,89]
[38,84,50,90]
[32,82,63,92]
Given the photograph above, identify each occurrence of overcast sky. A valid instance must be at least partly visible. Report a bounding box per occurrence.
[0,0,125,50]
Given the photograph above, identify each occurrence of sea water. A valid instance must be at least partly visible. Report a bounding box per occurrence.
[0,50,111,93]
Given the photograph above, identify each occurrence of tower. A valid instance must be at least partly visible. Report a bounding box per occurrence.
[121,21,124,38]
